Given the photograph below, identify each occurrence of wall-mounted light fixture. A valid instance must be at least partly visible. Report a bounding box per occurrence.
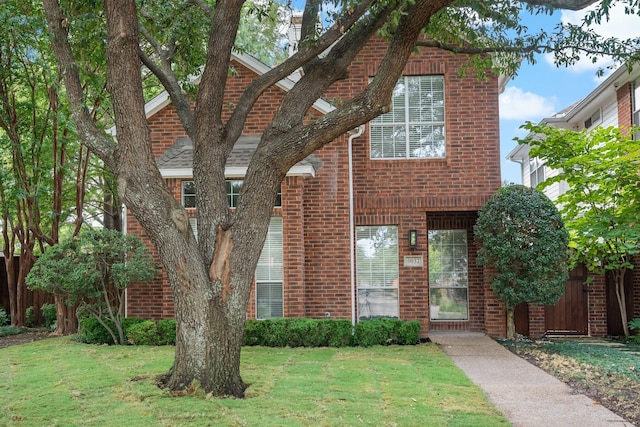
[408,229,418,248]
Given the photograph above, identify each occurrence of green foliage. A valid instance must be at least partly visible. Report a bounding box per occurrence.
[0,326,31,337]
[156,319,177,346]
[519,123,640,336]
[630,319,640,344]
[26,228,158,344]
[0,307,10,326]
[126,319,177,345]
[78,317,147,345]
[25,307,35,328]
[242,318,419,348]
[40,303,57,328]
[519,124,640,275]
[474,185,569,309]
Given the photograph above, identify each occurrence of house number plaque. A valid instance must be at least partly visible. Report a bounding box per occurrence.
[404,255,424,268]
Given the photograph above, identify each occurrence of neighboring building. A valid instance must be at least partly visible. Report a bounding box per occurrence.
[125,37,509,337]
[507,65,640,337]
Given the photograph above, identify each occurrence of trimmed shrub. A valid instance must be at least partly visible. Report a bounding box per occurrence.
[156,319,176,345]
[241,318,417,348]
[25,306,35,327]
[127,320,159,345]
[630,318,640,344]
[41,303,57,328]
[78,317,146,345]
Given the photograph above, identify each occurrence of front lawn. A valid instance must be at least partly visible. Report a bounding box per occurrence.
[503,339,640,426]
[1,338,507,426]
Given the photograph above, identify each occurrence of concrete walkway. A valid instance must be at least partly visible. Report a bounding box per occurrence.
[430,332,635,427]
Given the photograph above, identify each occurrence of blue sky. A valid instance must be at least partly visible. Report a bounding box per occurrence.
[499,3,638,183]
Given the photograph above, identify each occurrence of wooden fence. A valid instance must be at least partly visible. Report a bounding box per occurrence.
[0,256,55,326]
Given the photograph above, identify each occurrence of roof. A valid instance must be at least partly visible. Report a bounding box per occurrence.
[157,136,321,178]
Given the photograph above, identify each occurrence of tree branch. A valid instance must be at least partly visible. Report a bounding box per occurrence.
[41,0,116,169]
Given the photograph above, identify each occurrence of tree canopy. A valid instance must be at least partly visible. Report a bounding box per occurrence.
[519,123,640,336]
[474,185,569,339]
[29,0,640,397]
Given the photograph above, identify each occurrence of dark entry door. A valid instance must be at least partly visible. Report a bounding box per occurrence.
[545,265,588,335]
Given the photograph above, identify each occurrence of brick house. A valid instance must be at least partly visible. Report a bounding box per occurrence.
[507,65,640,337]
[125,38,510,337]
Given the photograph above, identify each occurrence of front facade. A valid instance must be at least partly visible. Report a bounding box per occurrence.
[507,65,640,337]
[125,39,508,337]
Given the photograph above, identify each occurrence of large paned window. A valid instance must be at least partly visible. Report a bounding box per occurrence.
[370,75,445,159]
[428,229,468,321]
[256,217,284,319]
[529,157,545,188]
[181,180,282,209]
[356,226,399,320]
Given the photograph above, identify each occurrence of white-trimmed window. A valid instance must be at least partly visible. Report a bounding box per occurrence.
[256,217,284,319]
[182,181,196,208]
[370,75,445,159]
[356,226,399,320]
[529,157,545,188]
[428,229,468,321]
[181,180,282,209]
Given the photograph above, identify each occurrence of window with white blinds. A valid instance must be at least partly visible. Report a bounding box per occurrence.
[256,217,283,319]
[356,225,399,320]
[370,75,445,159]
[428,229,468,321]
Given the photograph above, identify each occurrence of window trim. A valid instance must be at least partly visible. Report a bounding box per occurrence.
[181,179,282,209]
[370,75,446,160]
[529,157,545,188]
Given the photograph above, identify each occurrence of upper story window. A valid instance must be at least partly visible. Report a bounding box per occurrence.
[182,180,282,209]
[529,157,545,188]
[370,75,446,159]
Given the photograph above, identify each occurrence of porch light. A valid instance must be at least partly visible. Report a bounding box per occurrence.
[408,229,418,248]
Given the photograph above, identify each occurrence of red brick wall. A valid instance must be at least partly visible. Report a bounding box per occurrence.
[588,274,608,337]
[617,83,633,133]
[128,42,503,336]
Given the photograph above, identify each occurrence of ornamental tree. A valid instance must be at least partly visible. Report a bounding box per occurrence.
[519,123,640,337]
[474,185,569,339]
[37,0,640,397]
[26,228,158,345]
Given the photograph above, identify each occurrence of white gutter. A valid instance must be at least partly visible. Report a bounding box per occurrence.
[348,125,366,326]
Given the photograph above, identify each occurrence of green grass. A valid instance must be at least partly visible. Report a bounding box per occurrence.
[0,338,508,426]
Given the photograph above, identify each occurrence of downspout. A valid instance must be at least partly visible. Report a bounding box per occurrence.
[348,125,366,326]
[122,203,128,318]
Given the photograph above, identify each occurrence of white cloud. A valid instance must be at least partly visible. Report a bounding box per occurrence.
[544,3,638,73]
[499,86,557,121]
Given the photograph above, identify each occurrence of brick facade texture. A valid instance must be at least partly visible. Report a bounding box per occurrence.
[126,39,506,337]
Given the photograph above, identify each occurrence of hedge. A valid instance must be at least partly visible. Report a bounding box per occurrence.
[78,316,420,347]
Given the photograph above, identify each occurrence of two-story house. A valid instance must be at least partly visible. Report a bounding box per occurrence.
[124,37,510,337]
[507,65,640,337]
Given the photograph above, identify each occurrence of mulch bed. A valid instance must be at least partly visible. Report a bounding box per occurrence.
[0,331,52,350]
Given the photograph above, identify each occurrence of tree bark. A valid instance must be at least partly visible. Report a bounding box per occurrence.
[506,306,516,340]
[614,269,630,337]
[53,295,77,335]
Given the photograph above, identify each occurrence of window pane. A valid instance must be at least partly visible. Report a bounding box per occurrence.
[356,226,399,320]
[182,181,196,208]
[370,75,445,160]
[429,229,468,320]
[256,217,283,319]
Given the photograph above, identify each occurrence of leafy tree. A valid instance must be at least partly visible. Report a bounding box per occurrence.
[0,1,120,332]
[474,185,569,339]
[519,123,640,337]
[38,0,640,396]
[26,228,158,344]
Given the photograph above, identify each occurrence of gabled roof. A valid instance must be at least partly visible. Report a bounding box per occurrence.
[158,136,320,178]
[143,52,335,120]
